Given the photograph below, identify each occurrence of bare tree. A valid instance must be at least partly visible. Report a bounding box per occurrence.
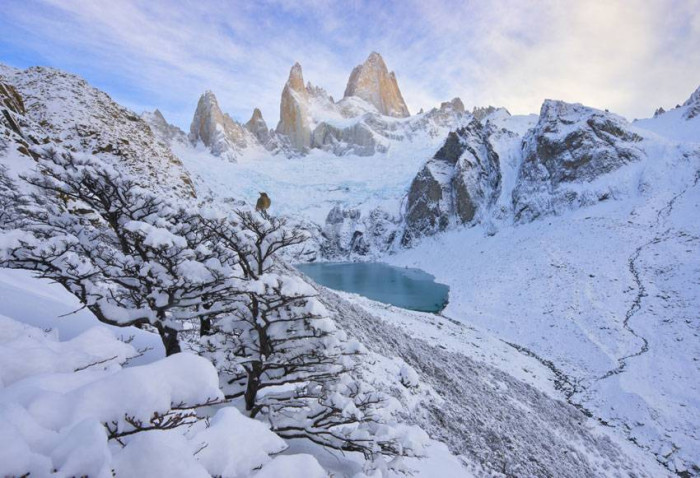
[198,210,421,458]
[1,150,423,460]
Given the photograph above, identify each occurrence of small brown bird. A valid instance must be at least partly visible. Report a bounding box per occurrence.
[256,192,271,214]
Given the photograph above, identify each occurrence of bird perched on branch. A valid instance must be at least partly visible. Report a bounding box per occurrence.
[256,192,271,216]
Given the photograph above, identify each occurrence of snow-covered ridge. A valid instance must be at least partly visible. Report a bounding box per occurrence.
[181,52,468,161]
[0,64,194,196]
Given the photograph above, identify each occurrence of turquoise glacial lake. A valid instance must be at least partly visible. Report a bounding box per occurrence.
[296,262,449,313]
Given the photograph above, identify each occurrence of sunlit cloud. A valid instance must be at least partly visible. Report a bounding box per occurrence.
[0,0,698,129]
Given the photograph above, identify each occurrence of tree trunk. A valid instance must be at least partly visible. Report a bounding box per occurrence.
[245,361,262,414]
[199,317,212,336]
[156,323,181,356]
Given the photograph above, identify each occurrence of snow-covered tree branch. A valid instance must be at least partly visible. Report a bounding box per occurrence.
[0,149,425,463]
[0,149,245,355]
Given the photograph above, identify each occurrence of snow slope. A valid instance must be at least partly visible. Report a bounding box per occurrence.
[173,137,440,225]
[317,286,668,477]
[0,309,331,478]
[175,93,700,473]
[387,123,700,473]
[0,267,473,477]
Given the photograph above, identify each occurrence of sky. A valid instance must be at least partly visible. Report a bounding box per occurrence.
[1,0,699,130]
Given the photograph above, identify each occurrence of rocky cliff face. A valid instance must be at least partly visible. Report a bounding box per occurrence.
[0,77,36,160]
[513,100,645,222]
[682,85,700,120]
[322,205,400,258]
[0,65,194,196]
[403,118,501,245]
[343,52,410,118]
[276,63,311,152]
[189,90,256,162]
[0,82,24,116]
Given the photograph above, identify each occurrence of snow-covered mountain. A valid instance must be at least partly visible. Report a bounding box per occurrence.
[184,52,467,161]
[1,57,699,476]
[170,75,700,475]
[386,88,700,474]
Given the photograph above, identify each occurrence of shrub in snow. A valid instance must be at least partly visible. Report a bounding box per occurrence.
[0,149,425,463]
[0,164,25,229]
[198,210,424,459]
[0,149,243,355]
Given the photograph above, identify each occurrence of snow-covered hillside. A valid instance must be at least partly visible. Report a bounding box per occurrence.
[0,65,194,197]
[1,58,699,477]
[387,109,700,473]
[171,81,700,474]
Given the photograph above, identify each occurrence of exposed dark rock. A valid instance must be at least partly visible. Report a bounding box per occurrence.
[682,85,700,120]
[322,205,398,258]
[513,100,645,222]
[0,82,25,115]
[403,119,501,245]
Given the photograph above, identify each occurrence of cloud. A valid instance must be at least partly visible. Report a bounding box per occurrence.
[0,0,698,128]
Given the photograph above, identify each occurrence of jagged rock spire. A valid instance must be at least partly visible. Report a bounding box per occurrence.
[682,84,700,120]
[246,108,271,144]
[189,90,251,161]
[276,63,311,151]
[287,62,306,93]
[343,52,410,118]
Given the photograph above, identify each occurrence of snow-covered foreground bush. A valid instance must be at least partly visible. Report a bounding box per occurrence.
[0,148,433,472]
[0,314,328,478]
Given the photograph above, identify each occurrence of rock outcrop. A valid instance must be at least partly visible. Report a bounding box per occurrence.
[344,52,410,118]
[142,109,188,146]
[403,119,501,245]
[0,65,194,196]
[0,76,37,159]
[682,85,700,120]
[322,205,399,258]
[513,100,645,222]
[245,108,271,144]
[0,82,25,116]
[441,97,465,114]
[190,90,255,161]
[0,81,26,139]
[276,63,311,151]
[472,106,505,121]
